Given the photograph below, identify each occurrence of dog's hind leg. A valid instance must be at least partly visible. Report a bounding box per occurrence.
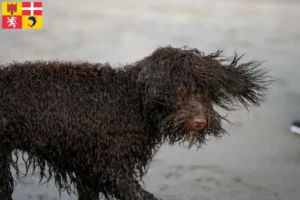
[0,150,13,200]
[76,175,99,200]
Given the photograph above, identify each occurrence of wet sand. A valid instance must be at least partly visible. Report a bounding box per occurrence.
[1,0,300,199]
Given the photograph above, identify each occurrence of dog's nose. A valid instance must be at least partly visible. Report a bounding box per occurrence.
[191,116,207,132]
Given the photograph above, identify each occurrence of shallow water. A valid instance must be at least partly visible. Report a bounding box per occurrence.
[1,0,300,199]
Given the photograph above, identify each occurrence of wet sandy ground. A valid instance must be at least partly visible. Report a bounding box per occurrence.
[1,0,300,199]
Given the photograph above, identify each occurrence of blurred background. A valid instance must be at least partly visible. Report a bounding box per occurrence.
[1,0,300,199]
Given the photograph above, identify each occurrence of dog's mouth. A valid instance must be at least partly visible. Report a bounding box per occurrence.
[159,109,226,148]
[159,119,208,146]
[187,125,209,139]
[189,130,201,137]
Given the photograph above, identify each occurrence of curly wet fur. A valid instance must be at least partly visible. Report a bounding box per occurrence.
[0,46,272,200]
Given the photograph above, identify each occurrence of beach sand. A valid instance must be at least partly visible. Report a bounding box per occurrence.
[1,0,300,199]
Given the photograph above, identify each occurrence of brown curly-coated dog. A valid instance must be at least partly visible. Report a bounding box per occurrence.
[0,46,271,200]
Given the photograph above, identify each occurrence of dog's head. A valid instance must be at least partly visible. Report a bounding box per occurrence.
[136,46,272,148]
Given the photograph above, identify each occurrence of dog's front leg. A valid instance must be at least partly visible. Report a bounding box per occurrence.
[109,175,161,200]
[0,150,13,200]
[77,186,99,200]
[76,174,99,200]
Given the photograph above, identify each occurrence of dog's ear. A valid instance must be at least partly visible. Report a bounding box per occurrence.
[200,52,273,110]
[136,61,173,108]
